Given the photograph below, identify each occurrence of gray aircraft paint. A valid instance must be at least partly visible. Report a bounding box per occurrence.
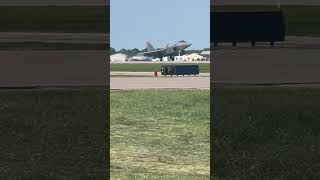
[139,40,192,61]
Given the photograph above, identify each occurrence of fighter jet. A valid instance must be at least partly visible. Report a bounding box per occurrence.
[138,40,192,61]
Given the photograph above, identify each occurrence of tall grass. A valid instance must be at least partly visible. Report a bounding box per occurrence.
[111,90,210,179]
[0,89,108,179]
[212,88,320,179]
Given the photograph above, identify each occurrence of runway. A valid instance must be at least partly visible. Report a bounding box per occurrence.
[111,76,209,90]
[0,51,107,88]
[0,32,108,44]
[211,35,320,87]
[212,48,320,86]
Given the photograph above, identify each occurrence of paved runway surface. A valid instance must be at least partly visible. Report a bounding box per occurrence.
[0,32,108,44]
[0,51,107,87]
[111,76,209,90]
[211,36,320,87]
[212,49,320,85]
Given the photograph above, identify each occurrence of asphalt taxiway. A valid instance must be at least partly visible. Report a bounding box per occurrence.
[0,32,108,44]
[111,76,210,90]
[0,50,107,88]
[211,36,320,87]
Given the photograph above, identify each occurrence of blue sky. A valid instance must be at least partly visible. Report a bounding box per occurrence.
[110,0,210,51]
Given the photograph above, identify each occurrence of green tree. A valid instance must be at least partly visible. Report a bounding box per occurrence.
[110,47,117,55]
[118,48,128,54]
[140,48,148,53]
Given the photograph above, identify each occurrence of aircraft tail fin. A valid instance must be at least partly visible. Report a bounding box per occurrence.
[146,41,155,52]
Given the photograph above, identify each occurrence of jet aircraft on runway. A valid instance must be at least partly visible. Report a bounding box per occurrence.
[138,40,192,61]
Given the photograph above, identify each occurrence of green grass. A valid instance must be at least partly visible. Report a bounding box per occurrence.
[111,90,210,179]
[212,88,320,179]
[212,5,320,37]
[0,6,108,33]
[0,89,108,179]
[110,63,210,73]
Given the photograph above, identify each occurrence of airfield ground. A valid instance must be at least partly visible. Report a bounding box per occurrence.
[110,87,320,179]
[111,90,210,179]
[111,76,209,90]
[0,4,109,180]
[212,48,320,86]
[211,35,320,86]
[0,32,107,50]
[0,4,319,179]
[0,51,107,88]
[0,32,107,44]
[210,6,320,178]
[0,89,108,179]
[110,31,320,180]
[211,87,320,179]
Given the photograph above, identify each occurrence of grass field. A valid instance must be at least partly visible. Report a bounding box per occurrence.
[212,88,320,179]
[0,6,108,33]
[110,63,210,73]
[111,90,210,179]
[212,5,320,37]
[0,89,108,179]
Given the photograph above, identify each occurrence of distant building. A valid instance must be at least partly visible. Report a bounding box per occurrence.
[110,53,127,62]
[154,57,170,61]
[186,53,204,61]
[174,55,188,61]
[200,51,210,61]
